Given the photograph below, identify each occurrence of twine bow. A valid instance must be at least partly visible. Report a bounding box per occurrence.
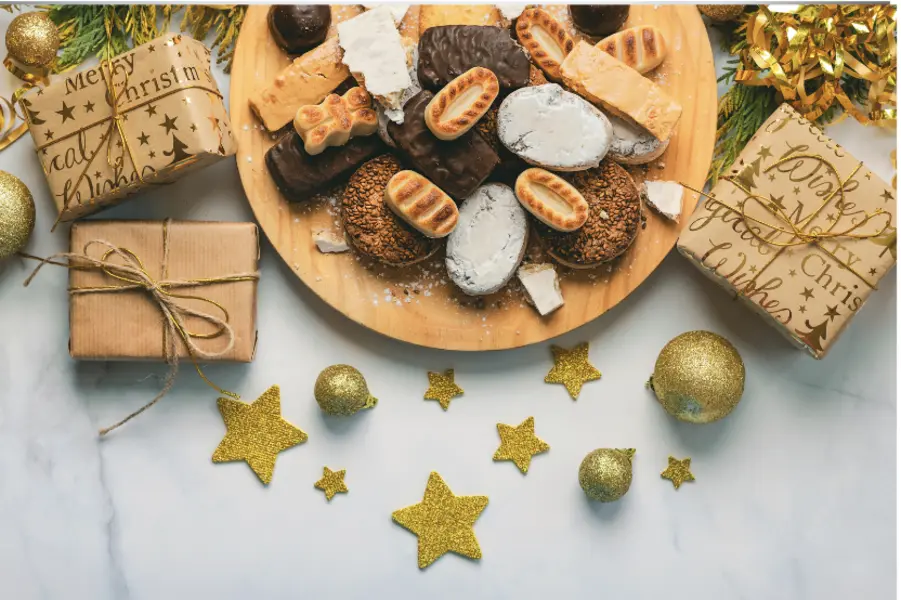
[22,220,259,435]
[684,152,893,290]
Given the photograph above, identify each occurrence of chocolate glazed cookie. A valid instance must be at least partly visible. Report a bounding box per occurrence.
[342,155,440,267]
[536,159,642,268]
[417,25,532,93]
[268,5,331,54]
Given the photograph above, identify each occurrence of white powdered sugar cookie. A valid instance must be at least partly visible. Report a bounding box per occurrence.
[446,184,529,296]
[497,84,612,171]
[607,114,669,165]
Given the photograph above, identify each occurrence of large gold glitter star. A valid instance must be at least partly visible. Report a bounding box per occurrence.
[545,342,601,399]
[493,416,550,474]
[661,456,695,490]
[424,369,463,410]
[392,472,488,569]
[212,385,308,485]
[314,466,348,501]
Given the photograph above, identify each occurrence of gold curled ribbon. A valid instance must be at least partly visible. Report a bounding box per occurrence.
[683,152,892,291]
[0,55,50,151]
[21,219,260,436]
[734,5,897,127]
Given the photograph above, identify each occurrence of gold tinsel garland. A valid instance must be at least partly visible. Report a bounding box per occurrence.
[733,4,896,127]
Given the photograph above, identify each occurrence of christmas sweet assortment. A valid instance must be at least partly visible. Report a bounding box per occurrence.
[259,4,682,313]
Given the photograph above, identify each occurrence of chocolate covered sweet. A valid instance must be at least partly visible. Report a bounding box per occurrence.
[387,90,499,200]
[417,25,531,93]
[265,132,384,201]
[342,155,440,266]
[568,5,629,37]
[268,5,331,54]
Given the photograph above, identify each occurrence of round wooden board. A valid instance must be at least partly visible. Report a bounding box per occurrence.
[231,5,717,351]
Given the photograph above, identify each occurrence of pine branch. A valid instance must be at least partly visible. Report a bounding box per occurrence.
[44,4,246,74]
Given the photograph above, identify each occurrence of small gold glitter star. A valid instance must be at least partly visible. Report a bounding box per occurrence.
[799,305,807,313]
[768,173,776,181]
[826,213,835,221]
[661,456,695,490]
[212,385,308,485]
[869,267,878,276]
[148,44,155,52]
[83,100,95,113]
[493,417,549,474]
[769,194,786,211]
[789,269,797,277]
[800,287,814,300]
[145,103,158,117]
[56,101,75,122]
[793,186,801,195]
[148,150,156,159]
[424,369,463,410]
[757,145,773,160]
[545,342,601,399]
[748,265,758,273]
[881,189,894,202]
[392,472,488,569]
[44,130,54,140]
[137,132,150,145]
[825,304,841,321]
[314,467,348,501]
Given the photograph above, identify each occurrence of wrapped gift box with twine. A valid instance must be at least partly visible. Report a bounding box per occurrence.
[21,34,236,224]
[678,104,897,358]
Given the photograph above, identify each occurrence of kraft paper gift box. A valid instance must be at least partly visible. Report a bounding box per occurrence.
[677,103,896,358]
[68,220,259,362]
[22,34,236,223]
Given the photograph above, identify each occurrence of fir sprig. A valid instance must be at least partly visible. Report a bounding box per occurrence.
[43,5,245,73]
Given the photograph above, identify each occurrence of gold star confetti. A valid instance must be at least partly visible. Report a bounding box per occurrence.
[799,305,807,313]
[545,343,601,399]
[757,145,772,160]
[314,467,348,501]
[801,287,814,300]
[212,385,308,485]
[881,189,894,203]
[789,269,797,277]
[392,472,488,569]
[493,417,550,474]
[661,456,695,490]
[825,304,841,321]
[424,369,463,410]
[869,267,878,276]
[768,194,786,211]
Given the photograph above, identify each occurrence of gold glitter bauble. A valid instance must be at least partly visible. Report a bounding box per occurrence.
[5,12,60,68]
[578,448,634,502]
[314,364,378,416]
[0,171,35,260]
[650,331,745,424]
[697,5,745,22]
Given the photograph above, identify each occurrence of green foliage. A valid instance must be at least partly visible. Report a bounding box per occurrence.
[43,4,245,73]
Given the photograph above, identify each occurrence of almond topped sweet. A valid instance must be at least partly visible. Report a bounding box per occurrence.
[515,8,575,82]
[385,170,459,238]
[294,87,378,155]
[515,168,589,232]
[425,67,499,141]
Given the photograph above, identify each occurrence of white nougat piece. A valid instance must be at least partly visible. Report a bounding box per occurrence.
[337,7,413,117]
[361,3,411,23]
[517,263,564,316]
[642,181,683,222]
[313,229,350,253]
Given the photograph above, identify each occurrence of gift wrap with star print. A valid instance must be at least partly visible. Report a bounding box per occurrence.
[22,34,236,222]
[677,104,897,358]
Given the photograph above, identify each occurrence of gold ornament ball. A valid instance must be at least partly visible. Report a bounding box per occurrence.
[5,12,60,68]
[649,330,745,424]
[698,5,745,23]
[578,448,634,502]
[0,171,36,260]
[314,365,378,416]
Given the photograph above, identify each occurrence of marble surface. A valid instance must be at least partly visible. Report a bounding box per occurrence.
[0,12,896,600]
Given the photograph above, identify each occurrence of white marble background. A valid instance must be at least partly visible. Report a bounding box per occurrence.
[0,8,895,600]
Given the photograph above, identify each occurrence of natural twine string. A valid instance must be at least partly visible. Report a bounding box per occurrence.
[22,220,259,435]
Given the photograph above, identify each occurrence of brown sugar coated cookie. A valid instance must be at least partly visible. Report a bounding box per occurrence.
[342,155,440,266]
[537,159,641,268]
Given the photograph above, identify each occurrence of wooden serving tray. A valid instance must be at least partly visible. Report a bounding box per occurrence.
[231,5,717,351]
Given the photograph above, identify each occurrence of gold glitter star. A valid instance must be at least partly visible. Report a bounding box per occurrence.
[757,145,773,160]
[56,101,75,122]
[44,130,53,140]
[137,132,150,145]
[768,173,776,181]
[160,114,178,133]
[661,456,694,490]
[212,385,308,485]
[748,265,758,273]
[145,103,158,117]
[800,287,814,300]
[392,472,488,569]
[545,342,601,399]
[768,194,786,211]
[881,189,894,202]
[424,369,463,410]
[826,213,835,221]
[789,269,797,277]
[793,186,801,195]
[869,267,878,276]
[83,100,95,113]
[314,467,348,501]
[799,305,807,313]
[824,304,841,321]
[493,417,550,474]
